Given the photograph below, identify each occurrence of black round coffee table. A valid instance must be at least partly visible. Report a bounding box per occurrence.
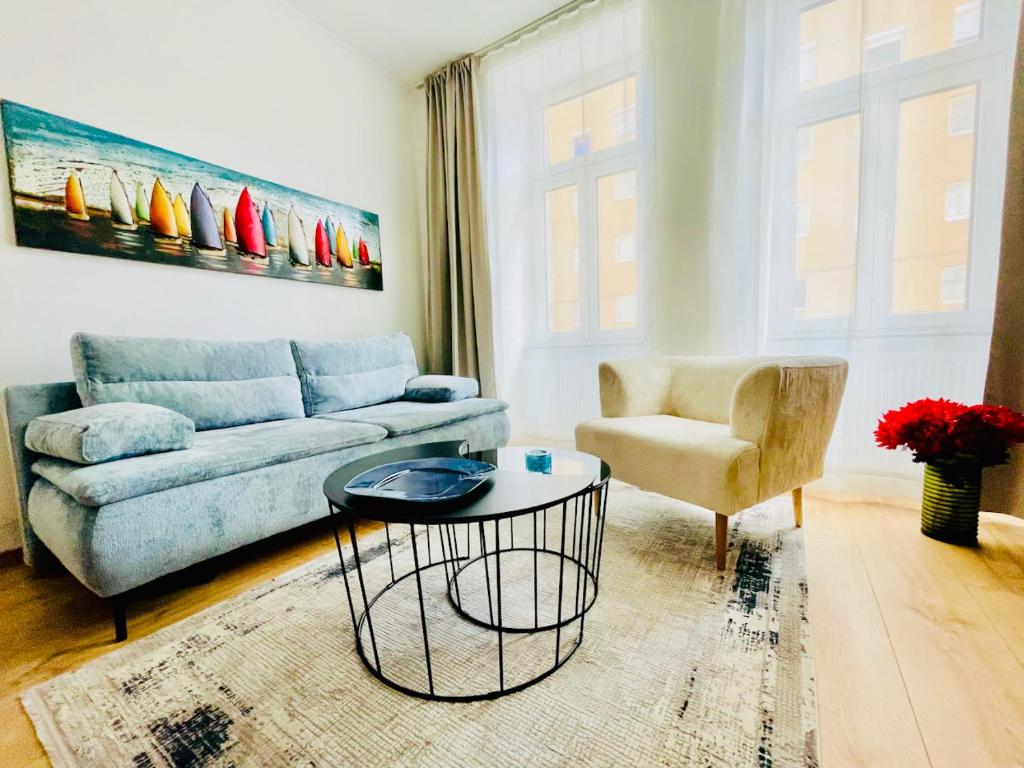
[323,440,610,702]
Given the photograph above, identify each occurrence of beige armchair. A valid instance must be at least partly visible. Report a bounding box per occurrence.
[575,356,848,569]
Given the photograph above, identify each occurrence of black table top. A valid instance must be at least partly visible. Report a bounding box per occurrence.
[323,441,609,524]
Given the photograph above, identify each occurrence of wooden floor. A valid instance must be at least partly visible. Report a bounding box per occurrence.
[1,500,1023,767]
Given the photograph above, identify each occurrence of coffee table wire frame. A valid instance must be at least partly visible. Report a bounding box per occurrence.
[327,477,610,702]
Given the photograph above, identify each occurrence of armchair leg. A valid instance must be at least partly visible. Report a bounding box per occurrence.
[792,487,803,528]
[110,597,128,642]
[715,514,727,571]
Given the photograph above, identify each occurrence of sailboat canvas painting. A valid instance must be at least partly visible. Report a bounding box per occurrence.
[0,100,383,290]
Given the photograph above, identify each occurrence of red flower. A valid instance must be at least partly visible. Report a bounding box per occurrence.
[875,398,1024,468]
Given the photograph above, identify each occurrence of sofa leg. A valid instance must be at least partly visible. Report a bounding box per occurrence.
[715,514,727,571]
[792,487,803,528]
[110,597,128,642]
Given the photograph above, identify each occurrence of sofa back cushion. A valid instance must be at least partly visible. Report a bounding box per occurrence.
[666,357,763,424]
[71,333,305,431]
[291,333,418,415]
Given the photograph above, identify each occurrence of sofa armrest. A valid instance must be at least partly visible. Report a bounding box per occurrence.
[404,374,479,403]
[730,357,848,500]
[598,359,673,417]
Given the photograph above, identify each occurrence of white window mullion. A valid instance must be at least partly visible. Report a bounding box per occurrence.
[859,80,896,334]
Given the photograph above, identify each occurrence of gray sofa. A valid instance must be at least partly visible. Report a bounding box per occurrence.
[4,332,509,639]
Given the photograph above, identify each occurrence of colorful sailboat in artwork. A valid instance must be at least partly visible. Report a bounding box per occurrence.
[336,222,354,268]
[235,187,266,257]
[314,220,332,267]
[261,203,278,248]
[64,173,89,220]
[172,194,192,239]
[325,217,337,255]
[135,182,150,223]
[190,183,223,252]
[287,206,310,267]
[358,237,371,267]
[222,208,237,244]
[109,171,136,229]
[149,178,179,239]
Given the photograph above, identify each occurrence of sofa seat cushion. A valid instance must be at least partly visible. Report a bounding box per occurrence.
[32,418,387,507]
[574,415,760,516]
[318,398,509,436]
[71,333,305,431]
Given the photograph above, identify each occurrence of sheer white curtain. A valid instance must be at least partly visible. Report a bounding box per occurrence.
[713,0,1021,499]
[479,0,1020,499]
[479,0,651,443]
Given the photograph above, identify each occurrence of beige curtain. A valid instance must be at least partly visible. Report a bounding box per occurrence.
[983,8,1024,516]
[424,56,496,397]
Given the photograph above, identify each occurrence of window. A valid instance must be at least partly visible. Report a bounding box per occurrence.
[763,0,1015,481]
[612,105,636,138]
[863,27,904,72]
[799,42,817,86]
[614,170,636,200]
[545,184,580,333]
[614,233,636,262]
[941,265,968,305]
[797,126,813,161]
[773,1,1014,328]
[944,180,972,221]
[793,278,808,312]
[798,0,990,91]
[795,204,811,238]
[541,74,642,338]
[614,294,637,324]
[776,3,1010,327]
[893,87,976,313]
[954,1,982,46]
[571,130,592,158]
[948,92,976,135]
[598,170,639,329]
[546,76,637,165]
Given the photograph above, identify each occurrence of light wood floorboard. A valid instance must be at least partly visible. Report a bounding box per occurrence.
[1,501,1023,766]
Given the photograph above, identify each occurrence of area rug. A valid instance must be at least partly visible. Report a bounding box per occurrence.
[23,482,819,767]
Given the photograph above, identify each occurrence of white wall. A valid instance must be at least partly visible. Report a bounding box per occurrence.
[0,0,425,551]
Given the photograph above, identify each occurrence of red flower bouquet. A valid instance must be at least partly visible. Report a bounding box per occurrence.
[875,398,1024,470]
[876,398,1024,491]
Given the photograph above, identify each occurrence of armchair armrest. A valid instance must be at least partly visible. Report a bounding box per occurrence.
[598,358,673,417]
[730,357,848,500]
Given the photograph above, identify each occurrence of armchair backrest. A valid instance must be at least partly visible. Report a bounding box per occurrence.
[597,356,770,422]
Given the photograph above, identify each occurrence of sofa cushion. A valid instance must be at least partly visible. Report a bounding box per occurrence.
[404,374,479,403]
[32,418,387,507]
[71,333,305,431]
[25,403,194,465]
[318,398,509,436]
[291,333,419,416]
[574,415,760,516]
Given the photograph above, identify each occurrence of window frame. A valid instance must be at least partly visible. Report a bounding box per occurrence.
[862,26,905,72]
[532,66,646,347]
[766,0,1017,342]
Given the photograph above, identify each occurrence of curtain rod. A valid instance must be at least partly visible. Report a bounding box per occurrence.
[415,0,598,89]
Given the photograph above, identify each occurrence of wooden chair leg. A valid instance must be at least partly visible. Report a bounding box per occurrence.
[715,513,727,571]
[792,487,803,528]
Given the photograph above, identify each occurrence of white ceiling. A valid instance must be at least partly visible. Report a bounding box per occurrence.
[287,0,568,85]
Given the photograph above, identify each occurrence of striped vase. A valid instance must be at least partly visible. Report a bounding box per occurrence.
[920,463,981,546]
